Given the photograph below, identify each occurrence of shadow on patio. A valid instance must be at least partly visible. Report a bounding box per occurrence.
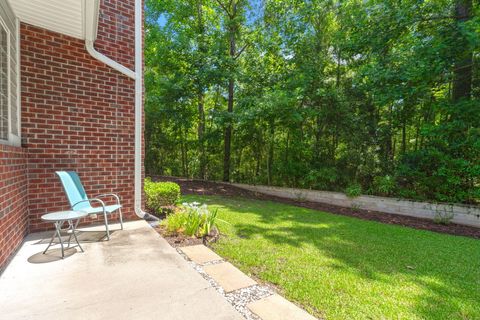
[0,220,242,320]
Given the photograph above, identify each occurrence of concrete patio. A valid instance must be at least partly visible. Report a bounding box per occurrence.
[0,220,243,320]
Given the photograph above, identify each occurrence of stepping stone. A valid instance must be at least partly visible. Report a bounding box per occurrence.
[247,294,317,320]
[203,262,257,292]
[180,245,223,265]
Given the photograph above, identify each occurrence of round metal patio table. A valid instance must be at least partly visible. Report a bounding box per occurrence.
[41,210,88,258]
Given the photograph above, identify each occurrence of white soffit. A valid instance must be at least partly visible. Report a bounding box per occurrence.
[7,0,85,39]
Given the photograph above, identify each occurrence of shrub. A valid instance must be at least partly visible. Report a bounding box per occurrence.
[373,175,396,196]
[161,202,219,238]
[303,167,338,190]
[345,183,362,198]
[396,147,479,204]
[144,178,181,214]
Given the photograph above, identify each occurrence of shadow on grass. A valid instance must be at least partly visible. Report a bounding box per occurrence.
[186,195,480,319]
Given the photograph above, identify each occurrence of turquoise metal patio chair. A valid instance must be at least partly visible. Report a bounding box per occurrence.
[56,171,123,240]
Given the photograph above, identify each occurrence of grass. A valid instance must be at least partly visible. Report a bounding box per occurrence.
[182,194,480,320]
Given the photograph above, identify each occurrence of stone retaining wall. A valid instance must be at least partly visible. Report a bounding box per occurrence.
[230,183,480,228]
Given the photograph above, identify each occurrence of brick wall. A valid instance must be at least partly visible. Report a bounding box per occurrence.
[21,0,139,232]
[0,145,29,271]
[0,0,142,271]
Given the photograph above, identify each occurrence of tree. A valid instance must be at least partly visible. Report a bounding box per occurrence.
[145,0,480,203]
[452,0,473,102]
[214,0,250,181]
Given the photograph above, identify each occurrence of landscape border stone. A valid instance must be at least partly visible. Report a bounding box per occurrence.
[230,183,480,228]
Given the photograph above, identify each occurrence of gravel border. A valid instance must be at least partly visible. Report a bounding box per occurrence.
[176,248,274,320]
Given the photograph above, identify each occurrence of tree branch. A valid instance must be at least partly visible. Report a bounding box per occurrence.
[234,43,249,59]
[214,0,232,18]
[415,15,460,23]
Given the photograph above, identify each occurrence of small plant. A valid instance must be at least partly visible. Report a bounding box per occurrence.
[144,178,181,215]
[433,205,455,225]
[351,203,361,211]
[201,208,218,236]
[161,202,221,238]
[346,183,362,198]
[373,175,396,196]
[295,191,307,202]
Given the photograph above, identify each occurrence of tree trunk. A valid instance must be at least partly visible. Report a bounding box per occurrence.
[223,78,234,181]
[255,150,261,178]
[314,113,322,164]
[237,147,243,178]
[267,121,274,185]
[223,3,237,182]
[452,0,473,102]
[332,125,338,163]
[414,116,420,152]
[284,130,290,183]
[180,129,187,176]
[197,0,207,179]
[184,127,190,177]
[392,137,396,160]
[198,93,206,179]
[384,105,394,169]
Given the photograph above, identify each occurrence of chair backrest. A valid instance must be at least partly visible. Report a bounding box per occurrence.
[56,171,91,211]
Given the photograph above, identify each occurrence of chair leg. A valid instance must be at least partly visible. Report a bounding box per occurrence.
[103,212,110,240]
[119,208,124,230]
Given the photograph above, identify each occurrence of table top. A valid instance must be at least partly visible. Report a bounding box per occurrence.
[41,210,88,222]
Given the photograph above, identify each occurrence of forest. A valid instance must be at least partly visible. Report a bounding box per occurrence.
[145,0,479,204]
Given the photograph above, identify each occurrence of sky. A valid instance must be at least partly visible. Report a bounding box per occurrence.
[156,0,264,27]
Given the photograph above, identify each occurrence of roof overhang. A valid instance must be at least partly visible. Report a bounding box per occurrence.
[7,0,99,41]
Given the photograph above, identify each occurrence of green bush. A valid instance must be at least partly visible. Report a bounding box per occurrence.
[161,202,219,238]
[396,147,479,203]
[144,178,180,214]
[345,183,362,198]
[372,175,396,196]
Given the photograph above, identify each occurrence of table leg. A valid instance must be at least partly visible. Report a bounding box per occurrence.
[67,220,73,248]
[55,221,65,259]
[43,229,57,254]
[42,218,84,258]
[72,219,84,253]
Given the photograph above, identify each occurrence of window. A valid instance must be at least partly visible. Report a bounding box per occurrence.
[0,21,8,140]
[0,6,20,146]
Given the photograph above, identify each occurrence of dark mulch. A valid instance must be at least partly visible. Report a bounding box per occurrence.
[153,176,480,239]
[155,225,204,247]
[154,223,220,248]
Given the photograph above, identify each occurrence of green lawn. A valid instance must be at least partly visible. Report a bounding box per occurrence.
[182,194,480,320]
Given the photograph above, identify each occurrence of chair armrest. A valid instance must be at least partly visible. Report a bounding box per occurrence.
[94,193,121,205]
[72,198,106,212]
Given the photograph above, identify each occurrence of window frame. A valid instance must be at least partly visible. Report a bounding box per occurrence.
[0,15,20,147]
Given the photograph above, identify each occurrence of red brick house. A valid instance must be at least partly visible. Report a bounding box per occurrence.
[0,0,144,271]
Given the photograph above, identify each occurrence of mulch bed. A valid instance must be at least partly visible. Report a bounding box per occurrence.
[155,224,220,248]
[155,225,205,247]
[152,176,480,239]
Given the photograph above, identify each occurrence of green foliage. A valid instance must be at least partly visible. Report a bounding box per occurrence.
[144,179,181,214]
[372,175,396,196]
[145,0,480,204]
[161,202,219,237]
[345,183,362,198]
